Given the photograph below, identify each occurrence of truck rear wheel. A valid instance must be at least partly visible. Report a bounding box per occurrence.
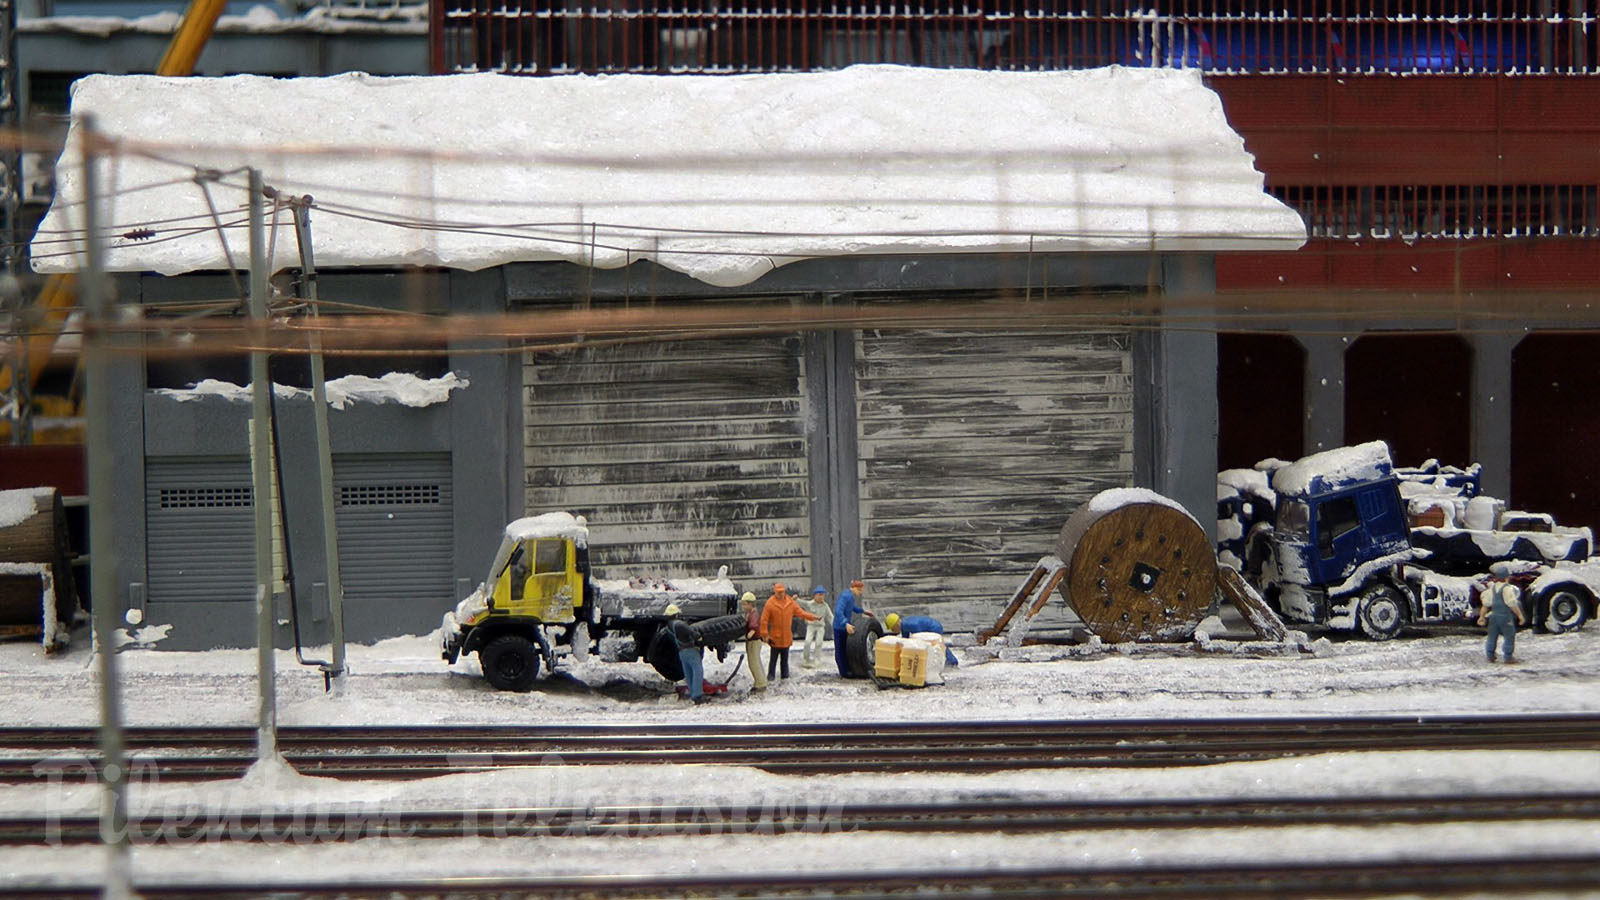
[1539,586,1591,634]
[481,634,541,691]
[1357,585,1407,641]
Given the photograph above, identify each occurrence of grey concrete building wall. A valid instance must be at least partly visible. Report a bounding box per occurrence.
[107,251,1224,648]
[114,269,513,651]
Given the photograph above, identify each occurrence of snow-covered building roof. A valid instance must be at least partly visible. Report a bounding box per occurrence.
[34,66,1305,287]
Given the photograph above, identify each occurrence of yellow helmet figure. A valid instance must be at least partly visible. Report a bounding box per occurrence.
[885,613,900,632]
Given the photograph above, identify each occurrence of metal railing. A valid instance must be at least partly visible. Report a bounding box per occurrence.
[1272,185,1600,241]
[433,2,1600,77]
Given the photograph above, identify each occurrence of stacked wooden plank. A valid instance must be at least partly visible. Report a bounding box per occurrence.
[0,487,78,651]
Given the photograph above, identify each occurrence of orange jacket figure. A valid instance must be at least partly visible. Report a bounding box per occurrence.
[759,583,818,649]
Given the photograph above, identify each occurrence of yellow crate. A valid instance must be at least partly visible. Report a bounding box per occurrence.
[874,636,904,678]
[897,641,928,687]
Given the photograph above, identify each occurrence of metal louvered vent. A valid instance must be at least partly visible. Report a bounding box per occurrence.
[338,484,442,506]
[159,486,254,509]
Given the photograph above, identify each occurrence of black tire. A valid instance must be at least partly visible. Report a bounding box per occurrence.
[1356,584,1407,641]
[689,614,748,648]
[1539,585,1592,634]
[845,614,884,678]
[481,634,541,691]
[645,628,685,681]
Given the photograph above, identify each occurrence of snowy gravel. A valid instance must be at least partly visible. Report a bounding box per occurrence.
[3,617,1598,890]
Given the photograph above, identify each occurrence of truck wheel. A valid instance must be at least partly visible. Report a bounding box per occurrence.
[646,628,685,682]
[481,634,541,691]
[1540,587,1591,634]
[1357,585,1407,641]
[845,614,884,678]
[689,614,748,648]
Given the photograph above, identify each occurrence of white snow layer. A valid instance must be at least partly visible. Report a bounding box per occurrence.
[152,372,467,409]
[33,67,1306,287]
[1271,440,1394,497]
[503,511,589,546]
[5,626,1600,886]
[0,487,50,529]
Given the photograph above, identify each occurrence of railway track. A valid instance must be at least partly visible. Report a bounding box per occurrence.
[4,792,1600,846]
[3,714,1598,782]
[6,855,1600,899]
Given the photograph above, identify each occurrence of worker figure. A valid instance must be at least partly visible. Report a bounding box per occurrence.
[833,579,869,677]
[759,582,818,681]
[801,585,834,668]
[885,612,960,667]
[740,592,768,691]
[665,604,706,703]
[1478,580,1527,663]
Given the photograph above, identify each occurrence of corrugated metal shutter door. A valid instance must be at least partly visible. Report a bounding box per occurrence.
[334,453,454,607]
[146,457,255,603]
[525,336,810,584]
[856,329,1134,630]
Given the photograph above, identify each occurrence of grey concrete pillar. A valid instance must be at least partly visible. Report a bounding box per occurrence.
[1299,334,1350,454]
[1470,332,1521,500]
[1154,256,1218,539]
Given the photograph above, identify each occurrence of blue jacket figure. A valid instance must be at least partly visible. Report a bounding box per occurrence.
[833,579,867,676]
[885,613,959,666]
[1478,582,1526,664]
[665,604,706,702]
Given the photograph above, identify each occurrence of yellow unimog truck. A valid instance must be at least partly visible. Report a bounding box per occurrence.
[439,512,743,691]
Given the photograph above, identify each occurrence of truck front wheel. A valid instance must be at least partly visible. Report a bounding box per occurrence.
[1539,587,1592,634]
[1357,585,1408,641]
[482,634,542,691]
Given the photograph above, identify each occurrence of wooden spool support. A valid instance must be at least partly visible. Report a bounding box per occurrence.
[1056,492,1216,643]
[1216,565,1291,642]
[978,555,1064,645]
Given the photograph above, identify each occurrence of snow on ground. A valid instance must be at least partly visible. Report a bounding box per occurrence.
[2,620,1598,888]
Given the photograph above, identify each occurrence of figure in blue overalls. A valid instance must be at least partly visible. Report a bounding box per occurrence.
[1478,581,1526,663]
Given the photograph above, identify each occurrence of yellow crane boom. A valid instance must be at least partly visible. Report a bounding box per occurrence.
[2,0,227,440]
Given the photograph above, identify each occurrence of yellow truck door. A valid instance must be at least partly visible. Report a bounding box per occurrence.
[526,538,579,622]
[491,537,580,622]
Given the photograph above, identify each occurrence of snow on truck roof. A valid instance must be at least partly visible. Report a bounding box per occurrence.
[504,512,589,546]
[35,66,1305,287]
[1270,441,1395,498]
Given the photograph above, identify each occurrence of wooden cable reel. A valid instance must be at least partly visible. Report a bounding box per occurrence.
[1056,492,1216,643]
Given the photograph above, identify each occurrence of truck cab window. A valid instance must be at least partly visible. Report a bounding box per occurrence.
[534,539,567,574]
[1317,496,1361,558]
[1279,500,1310,536]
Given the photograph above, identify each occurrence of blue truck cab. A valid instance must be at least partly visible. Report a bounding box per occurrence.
[1275,478,1411,591]
[1254,440,1596,639]
[1265,443,1418,635]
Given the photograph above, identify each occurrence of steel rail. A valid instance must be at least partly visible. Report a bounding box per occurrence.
[3,715,1598,782]
[3,712,1598,748]
[5,792,1600,847]
[6,855,1600,899]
